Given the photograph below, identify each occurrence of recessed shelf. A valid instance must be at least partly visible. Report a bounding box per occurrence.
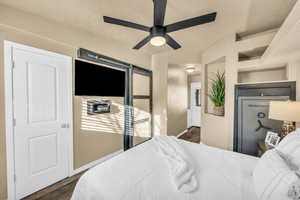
[238,46,268,62]
[236,28,279,42]
[238,67,287,84]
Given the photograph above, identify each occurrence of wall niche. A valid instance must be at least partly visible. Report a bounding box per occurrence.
[238,67,287,84]
[204,57,225,116]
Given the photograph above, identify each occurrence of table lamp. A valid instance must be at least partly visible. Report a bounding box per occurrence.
[269,101,300,138]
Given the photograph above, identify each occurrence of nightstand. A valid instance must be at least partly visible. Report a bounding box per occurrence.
[257,140,274,157]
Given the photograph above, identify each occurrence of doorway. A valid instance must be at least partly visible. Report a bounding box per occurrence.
[188,82,201,127]
[4,41,73,199]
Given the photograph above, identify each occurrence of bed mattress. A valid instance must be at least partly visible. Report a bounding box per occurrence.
[72,139,259,200]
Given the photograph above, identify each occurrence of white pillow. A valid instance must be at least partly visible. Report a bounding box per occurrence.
[253,149,299,200]
[276,129,300,167]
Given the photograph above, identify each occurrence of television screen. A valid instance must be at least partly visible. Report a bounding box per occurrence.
[75,60,125,97]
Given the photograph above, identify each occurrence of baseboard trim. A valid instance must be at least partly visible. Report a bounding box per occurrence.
[177,129,188,138]
[70,149,123,176]
[188,126,201,129]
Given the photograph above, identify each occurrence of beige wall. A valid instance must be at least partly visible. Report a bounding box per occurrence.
[73,97,124,168]
[0,5,150,68]
[152,53,168,136]
[238,67,287,83]
[152,57,189,137]
[201,32,300,151]
[167,64,188,136]
[201,34,237,150]
[189,74,201,83]
[201,114,227,148]
[0,5,151,199]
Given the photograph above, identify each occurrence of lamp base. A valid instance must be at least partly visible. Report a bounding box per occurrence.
[281,121,295,138]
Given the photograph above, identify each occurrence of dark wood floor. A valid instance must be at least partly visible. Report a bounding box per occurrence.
[22,127,201,200]
[22,171,84,200]
[179,126,201,143]
[37,182,77,200]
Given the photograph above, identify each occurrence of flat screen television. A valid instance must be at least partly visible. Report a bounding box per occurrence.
[75,60,125,97]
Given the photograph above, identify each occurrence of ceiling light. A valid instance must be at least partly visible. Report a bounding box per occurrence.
[185,65,195,73]
[150,36,166,46]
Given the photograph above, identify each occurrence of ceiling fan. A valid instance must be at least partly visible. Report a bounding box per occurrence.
[103,0,217,50]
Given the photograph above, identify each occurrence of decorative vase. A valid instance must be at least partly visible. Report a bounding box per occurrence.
[214,106,224,116]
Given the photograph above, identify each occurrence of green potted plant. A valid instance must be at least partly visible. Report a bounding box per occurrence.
[209,71,225,116]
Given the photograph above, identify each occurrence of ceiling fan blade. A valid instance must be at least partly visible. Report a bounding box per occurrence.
[133,35,152,49]
[166,12,217,33]
[165,34,181,49]
[103,16,150,32]
[154,0,167,26]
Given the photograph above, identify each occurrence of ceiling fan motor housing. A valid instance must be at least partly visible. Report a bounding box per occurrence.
[150,26,166,37]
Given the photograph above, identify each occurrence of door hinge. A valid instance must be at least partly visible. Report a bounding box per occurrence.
[13,118,16,127]
[61,123,70,129]
[14,174,17,182]
[12,60,15,69]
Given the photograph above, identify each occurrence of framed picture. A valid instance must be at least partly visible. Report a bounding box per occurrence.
[265,131,281,147]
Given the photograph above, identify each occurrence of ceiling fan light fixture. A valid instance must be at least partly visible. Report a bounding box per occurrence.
[150,36,166,46]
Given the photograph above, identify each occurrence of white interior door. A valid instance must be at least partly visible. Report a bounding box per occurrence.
[190,82,201,127]
[12,46,72,199]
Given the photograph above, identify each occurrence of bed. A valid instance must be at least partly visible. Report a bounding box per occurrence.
[71,137,259,200]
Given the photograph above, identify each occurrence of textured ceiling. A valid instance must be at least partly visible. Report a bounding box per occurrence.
[240,0,298,36]
[0,0,297,64]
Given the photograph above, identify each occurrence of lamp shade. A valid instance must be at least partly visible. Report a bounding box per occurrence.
[269,101,300,122]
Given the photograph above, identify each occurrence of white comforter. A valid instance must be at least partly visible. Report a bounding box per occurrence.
[72,138,259,200]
